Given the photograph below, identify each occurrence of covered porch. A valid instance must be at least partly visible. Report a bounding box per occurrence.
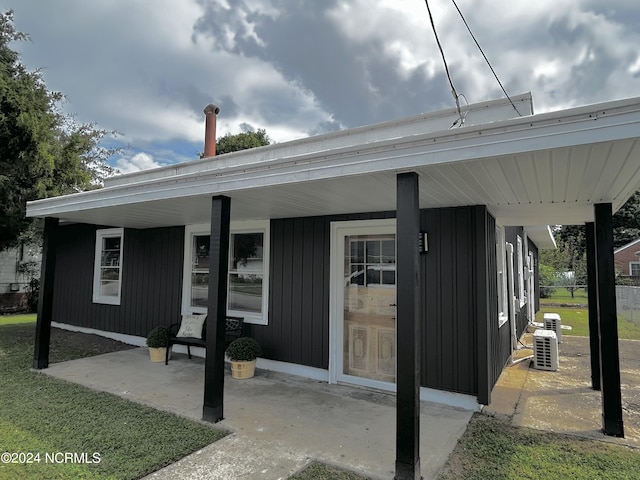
[40,346,473,480]
[28,94,640,478]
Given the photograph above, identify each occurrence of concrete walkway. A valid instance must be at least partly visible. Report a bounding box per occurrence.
[486,335,640,448]
[42,348,473,480]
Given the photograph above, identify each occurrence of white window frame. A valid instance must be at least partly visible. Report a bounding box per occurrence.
[516,235,525,308]
[496,226,508,327]
[181,220,270,325]
[92,228,124,305]
[630,261,640,277]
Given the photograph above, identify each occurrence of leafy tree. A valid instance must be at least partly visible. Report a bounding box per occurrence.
[612,191,640,249]
[215,128,271,155]
[542,191,640,280]
[0,10,118,252]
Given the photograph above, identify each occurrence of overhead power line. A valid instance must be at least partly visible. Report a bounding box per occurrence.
[423,0,467,127]
[423,0,523,122]
[450,0,522,117]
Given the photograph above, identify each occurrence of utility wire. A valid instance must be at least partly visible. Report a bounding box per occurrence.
[450,0,522,117]
[424,0,466,127]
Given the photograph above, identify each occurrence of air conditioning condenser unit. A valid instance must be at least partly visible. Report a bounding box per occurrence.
[543,312,562,343]
[533,329,559,371]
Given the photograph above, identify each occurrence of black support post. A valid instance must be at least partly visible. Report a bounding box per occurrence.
[33,217,59,369]
[585,222,601,391]
[395,172,422,480]
[594,203,624,437]
[202,196,231,423]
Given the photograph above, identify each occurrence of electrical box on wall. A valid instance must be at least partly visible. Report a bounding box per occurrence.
[419,232,428,254]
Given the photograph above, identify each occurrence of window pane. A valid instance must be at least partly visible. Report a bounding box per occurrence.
[228,274,262,313]
[101,250,120,267]
[366,240,380,263]
[193,235,210,270]
[382,269,395,285]
[103,237,120,251]
[381,240,395,264]
[366,267,380,285]
[350,265,364,286]
[100,267,120,281]
[191,272,209,307]
[231,233,263,270]
[100,280,119,297]
[350,241,364,263]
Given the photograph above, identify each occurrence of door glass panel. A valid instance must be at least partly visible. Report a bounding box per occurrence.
[343,234,396,383]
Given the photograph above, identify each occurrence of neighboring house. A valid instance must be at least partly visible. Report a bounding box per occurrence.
[614,238,640,277]
[25,93,640,425]
[0,244,41,313]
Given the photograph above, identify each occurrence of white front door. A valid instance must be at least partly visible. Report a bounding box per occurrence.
[330,219,397,391]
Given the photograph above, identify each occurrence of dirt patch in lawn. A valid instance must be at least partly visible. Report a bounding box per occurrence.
[49,327,137,363]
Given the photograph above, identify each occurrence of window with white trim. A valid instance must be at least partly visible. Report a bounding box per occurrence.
[347,237,396,287]
[630,262,640,277]
[496,226,508,327]
[516,235,525,307]
[92,228,124,305]
[182,221,270,325]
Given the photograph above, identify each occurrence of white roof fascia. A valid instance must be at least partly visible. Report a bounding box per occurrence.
[614,237,640,254]
[27,96,640,219]
[525,225,557,250]
[103,93,533,189]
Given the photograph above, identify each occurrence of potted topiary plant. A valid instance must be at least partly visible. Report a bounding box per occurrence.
[146,326,170,363]
[226,337,262,379]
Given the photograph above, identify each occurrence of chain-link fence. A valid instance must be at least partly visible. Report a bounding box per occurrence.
[616,286,640,326]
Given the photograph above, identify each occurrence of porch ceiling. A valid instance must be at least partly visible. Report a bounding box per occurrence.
[27,96,640,236]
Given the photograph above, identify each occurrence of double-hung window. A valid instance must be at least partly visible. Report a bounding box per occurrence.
[93,228,124,305]
[631,262,640,277]
[183,221,270,325]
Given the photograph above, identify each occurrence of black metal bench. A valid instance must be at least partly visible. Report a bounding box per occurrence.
[165,315,244,365]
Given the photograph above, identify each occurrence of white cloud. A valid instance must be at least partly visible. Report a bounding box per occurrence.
[8,0,640,167]
[115,153,162,174]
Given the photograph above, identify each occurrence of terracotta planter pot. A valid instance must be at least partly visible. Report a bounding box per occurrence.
[149,347,167,363]
[231,359,256,379]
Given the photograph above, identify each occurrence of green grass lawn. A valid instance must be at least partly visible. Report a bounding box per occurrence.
[540,287,588,305]
[438,414,640,480]
[537,288,640,340]
[0,324,227,480]
[0,313,36,325]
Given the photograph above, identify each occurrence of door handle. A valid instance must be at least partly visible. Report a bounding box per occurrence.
[389,303,397,307]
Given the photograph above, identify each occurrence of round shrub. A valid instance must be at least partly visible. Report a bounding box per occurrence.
[226,337,262,361]
[146,326,169,348]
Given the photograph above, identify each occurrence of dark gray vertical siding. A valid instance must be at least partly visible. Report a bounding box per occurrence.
[52,224,184,337]
[259,212,394,369]
[264,208,493,397]
[420,207,479,396]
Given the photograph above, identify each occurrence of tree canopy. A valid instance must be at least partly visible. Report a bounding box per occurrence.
[540,191,640,281]
[0,10,117,251]
[215,128,271,155]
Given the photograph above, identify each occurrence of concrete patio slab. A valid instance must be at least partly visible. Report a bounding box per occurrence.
[42,348,473,480]
[486,335,640,449]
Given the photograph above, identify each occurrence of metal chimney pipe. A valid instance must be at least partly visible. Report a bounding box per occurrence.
[203,103,220,157]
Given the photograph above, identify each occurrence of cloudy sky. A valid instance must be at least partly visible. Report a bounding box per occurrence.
[5,0,640,174]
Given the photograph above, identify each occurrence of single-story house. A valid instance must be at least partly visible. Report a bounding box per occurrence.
[614,238,640,277]
[27,93,639,474]
[0,243,41,313]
